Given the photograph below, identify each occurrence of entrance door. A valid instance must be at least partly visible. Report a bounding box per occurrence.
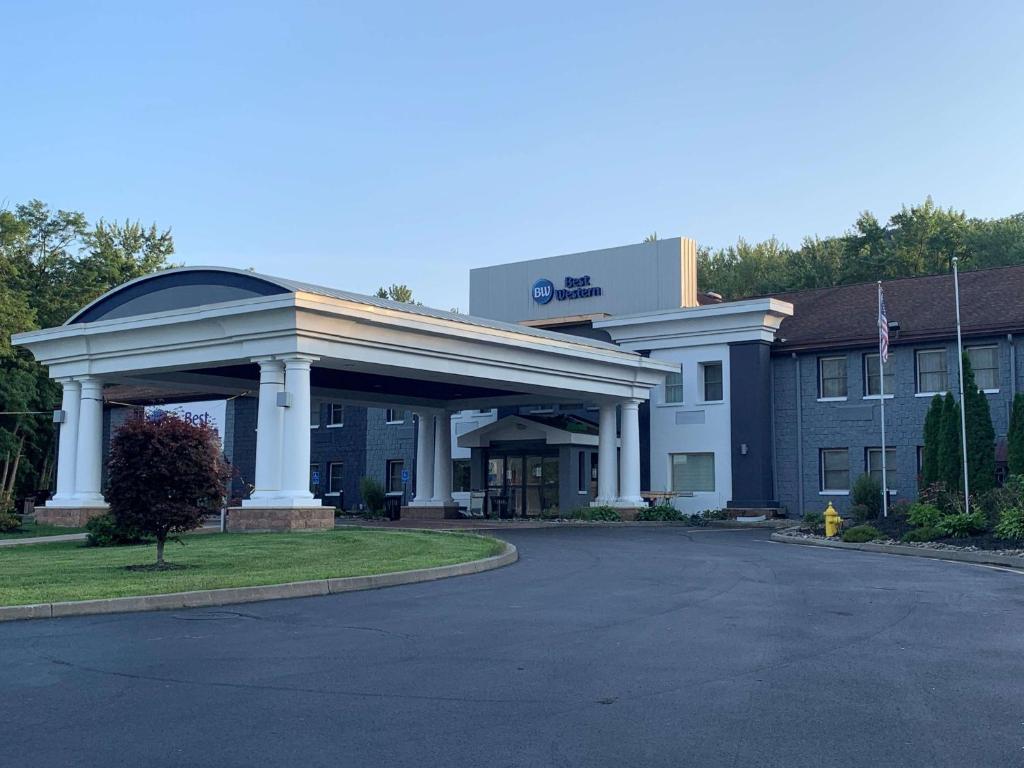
[525,455,559,517]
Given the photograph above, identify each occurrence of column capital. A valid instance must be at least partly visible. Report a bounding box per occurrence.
[279,354,319,368]
[54,376,82,387]
[619,398,643,410]
[251,356,285,368]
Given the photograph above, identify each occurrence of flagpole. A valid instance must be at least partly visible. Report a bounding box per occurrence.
[878,281,889,518]
[953,257,970,514]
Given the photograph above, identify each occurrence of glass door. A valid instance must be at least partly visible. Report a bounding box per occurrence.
[506,456,524,517]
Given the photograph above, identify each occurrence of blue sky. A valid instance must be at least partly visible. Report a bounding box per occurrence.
[3,1,1023,309]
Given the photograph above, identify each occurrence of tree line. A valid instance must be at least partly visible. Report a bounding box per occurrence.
[0,200,175,508]
[696,197,1024,299]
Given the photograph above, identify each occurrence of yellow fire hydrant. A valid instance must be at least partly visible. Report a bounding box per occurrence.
[824,502,843,537]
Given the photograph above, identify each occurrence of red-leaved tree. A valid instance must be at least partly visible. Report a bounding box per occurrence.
[107,413,229,567]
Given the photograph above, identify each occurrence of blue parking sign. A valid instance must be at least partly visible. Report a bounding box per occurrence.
[401,469,410,483]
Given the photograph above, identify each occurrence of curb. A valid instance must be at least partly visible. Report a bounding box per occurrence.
[0,541,517,622]
[770,530,1024,569]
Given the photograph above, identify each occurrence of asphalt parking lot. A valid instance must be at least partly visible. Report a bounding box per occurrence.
[2,527,1022,768]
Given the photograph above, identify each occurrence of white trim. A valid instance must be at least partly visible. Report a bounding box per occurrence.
[817,397,848,403]
[915,391,947,398]
[325,423,344,429]
[983,389,1000,394]
[818,491,850,496]
[862,395,894,400]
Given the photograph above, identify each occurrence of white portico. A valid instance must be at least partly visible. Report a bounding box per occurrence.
[13,267,674,529]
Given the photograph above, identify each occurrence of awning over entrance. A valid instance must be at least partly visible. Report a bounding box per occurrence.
[13,267,674,527]
[457,414,600,448]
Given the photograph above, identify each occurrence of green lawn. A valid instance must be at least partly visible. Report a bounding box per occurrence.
[0,529,504,606]
[0,523,88,540]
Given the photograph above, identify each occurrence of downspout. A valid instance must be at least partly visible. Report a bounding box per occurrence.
[793,352,804,515]
[1008,333,1016,430]
[770,353,778,504]
[1009,333,1016,399]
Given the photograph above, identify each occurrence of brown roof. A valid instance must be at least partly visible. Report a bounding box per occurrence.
[770,264,1024,353]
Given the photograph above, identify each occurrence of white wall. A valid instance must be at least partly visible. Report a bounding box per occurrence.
[647,343,733,513]
[450,409,497,506]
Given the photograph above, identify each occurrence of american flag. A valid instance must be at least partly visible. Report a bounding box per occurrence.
[878,286,889,363]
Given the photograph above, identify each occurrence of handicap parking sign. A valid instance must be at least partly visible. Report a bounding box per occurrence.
[401,469,410,483]
[311,470,321,485]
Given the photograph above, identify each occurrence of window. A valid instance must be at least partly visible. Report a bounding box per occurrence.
[328,462,344,494]
[820,449,849,492]
[866,448,896,487]
[664,365,684,404]
[386,460,405,493]
[327,403,344,427]
[577,451,587,493]
[818,356,847,399]
[310,402,320,428]
[385,408,406,424]
[670,453,715,492]
[701,362,723,401]
[916,350,947,393]
[452,459,471,493]
[967,346,999,391]
[864,353,894,397]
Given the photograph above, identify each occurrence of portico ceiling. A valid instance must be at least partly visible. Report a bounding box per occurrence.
[14,266,674,408]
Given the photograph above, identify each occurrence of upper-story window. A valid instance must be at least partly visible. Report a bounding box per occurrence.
[916,350,948,394]
[864,353,894,397]
[310,402,320,428]
[701,362,723,401]
[967,346,999,391]
[664,365,684,404]
[818,356,847,399]
[327,403,344,427]
[385,408,406,424]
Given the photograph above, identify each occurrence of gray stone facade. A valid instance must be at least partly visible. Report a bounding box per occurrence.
[773,335,1022,516]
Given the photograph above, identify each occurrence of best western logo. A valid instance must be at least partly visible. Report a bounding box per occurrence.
[531,275,602,304]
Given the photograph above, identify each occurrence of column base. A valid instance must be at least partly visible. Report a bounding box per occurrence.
[227,506,335,532]
[35,506,108,527]
[400,504,462,520]
[241,495,323,509]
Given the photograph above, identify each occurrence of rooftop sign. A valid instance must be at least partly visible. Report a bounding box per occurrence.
[531,275,603,305]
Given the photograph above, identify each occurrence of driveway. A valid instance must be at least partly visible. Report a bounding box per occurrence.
[2,527,1022,767]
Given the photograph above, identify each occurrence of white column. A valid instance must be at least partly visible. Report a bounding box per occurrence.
[49,378,81,505]
[432,411,453,505]
[244,359,285,506]
[278,356,320,506]
[617,399,643,506]
[595,402,618,504]
[411,409,435,505]
[72,376,107,507]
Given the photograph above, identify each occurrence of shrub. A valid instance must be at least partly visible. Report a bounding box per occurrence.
[848,504,874,524]
[359,477,386,513]
[107,414,229,567]
[994,506,1024,542]
[686,513,709,527]
[85,512,151,547]
[936,510,988,539]
[568,506,621,522]
[907,503,942,529]
[635,504,683,522]
[901,526,942,543]
[851,473,882,518]
[801,511,824,534]
[0,508,21,532]
[842,525,882,543]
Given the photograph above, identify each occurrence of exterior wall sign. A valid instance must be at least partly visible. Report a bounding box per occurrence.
[145,399,226,443]
[531,275,603,305]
